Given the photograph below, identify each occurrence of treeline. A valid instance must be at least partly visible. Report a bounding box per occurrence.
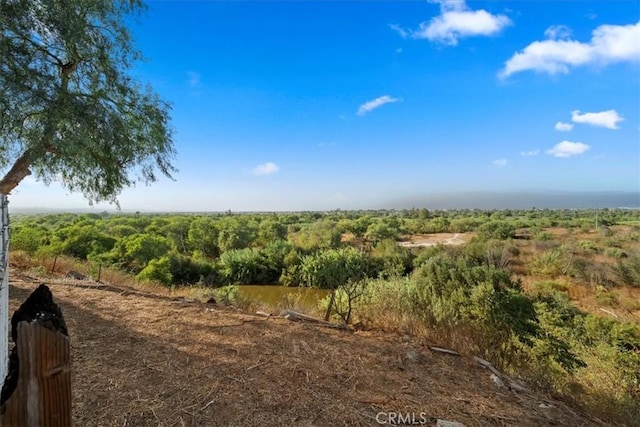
[9,208,637,288]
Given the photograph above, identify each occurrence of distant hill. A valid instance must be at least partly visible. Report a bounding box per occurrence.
[384,191,640,210]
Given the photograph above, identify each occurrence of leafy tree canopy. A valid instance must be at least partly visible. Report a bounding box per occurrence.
[0,0,176,202]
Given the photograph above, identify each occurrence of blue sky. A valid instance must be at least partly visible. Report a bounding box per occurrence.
[10,0,640,211]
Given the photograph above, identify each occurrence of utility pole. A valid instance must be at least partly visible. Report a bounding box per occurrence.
[595,203,599,230]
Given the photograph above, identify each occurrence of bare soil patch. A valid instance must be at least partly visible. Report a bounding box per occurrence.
[7,272,604,427]
[398,233,474,248]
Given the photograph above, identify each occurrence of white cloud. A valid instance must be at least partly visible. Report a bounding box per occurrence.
[546,141,590,158]
[544,25,572,40]
[357,95,400,116]
[500,21,640,77]
[571,109,624,129]
[520,150,540,156]
[251,162,279,176]
[411,0,511,45]
[389,24,409,38]
[555,122,574,131]
[492,158,508,167]
[187,71,201,88]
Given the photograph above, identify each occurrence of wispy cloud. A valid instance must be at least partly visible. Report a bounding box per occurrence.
[187,71,201,88]
[546,141,590,158]
[389,24,409,38]
[500,21,640,77]
[409,0,511,46]
[555,122,574,131]
[492,158,508,167]
[357,95,400,116]
[521,150,540,156]
[251,162,280,176]
[571,109,624,129]
[544,25,572,40]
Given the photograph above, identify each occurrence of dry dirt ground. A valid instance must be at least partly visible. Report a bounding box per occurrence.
[8,272,605,427]
[398,233,472,248]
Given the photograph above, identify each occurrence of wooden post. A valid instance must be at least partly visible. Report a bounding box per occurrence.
[0,195,10,390]
[0,284,71,427]
[51,256,58,274]
[0,323,71,426]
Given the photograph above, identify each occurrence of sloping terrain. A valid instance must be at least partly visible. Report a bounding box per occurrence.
[8,273,604,427]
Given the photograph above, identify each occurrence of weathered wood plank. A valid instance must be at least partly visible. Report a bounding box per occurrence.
[0,323,71,427]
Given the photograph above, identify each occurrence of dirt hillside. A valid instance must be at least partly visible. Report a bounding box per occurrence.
[8,273,604,427]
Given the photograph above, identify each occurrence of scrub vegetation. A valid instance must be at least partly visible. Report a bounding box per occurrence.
[9,208,640,423]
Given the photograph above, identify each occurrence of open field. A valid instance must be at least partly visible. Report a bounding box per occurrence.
[9,271,603,427]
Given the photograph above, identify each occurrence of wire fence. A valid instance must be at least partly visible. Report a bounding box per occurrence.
[0,194,9,386]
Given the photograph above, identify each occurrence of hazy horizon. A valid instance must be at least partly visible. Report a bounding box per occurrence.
[8,190,640,214]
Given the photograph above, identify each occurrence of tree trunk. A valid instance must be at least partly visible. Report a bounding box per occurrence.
[323,290,335,322]
[0,150,33,196]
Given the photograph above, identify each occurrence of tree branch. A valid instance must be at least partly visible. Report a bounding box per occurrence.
[0,149,32,195]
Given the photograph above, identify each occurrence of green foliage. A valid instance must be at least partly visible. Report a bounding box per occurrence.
[369,239,413,279]
[187,217,220,258]
[289,219,342,251]
[0,0,176,201]
[52,224,116,260]
[137,256,172,286]
[214,285,249,307]
[364,220,399,243]
[530,281,570,296]
[258,218,287,244]
[298,247,369,289]
[220,248,279,285]
[578,240,601,254]
[613,255,640,287]
[604,247,627,259]
[476,221,516,240]
[217,218,257,252]
[111,233,172,272]
[530,247,569,278]
[165,252,213,286]
[10,225,46,255]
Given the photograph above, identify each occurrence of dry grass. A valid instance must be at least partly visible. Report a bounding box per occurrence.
[7,269,605,427]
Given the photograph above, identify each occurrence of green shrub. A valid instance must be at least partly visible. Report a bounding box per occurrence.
[215,285,249,307]
[220,247,281,285]
[604,247,627,259]
[536,231,554,241]
[530,247,568,278]
[476,221,516,240]
[596,291,619,307]
[298,247,369,289]
[578,240,601,254]
[137,256,172,286]
[613,255,640,287]
[530,281,570,296]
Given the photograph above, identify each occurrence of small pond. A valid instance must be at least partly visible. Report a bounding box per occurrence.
[238,285,329,310]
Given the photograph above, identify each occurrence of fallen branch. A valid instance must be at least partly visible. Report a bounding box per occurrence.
[599,308,618,318]
[473,356,528,393]
[280,310,349,330]
[429,346,460,356]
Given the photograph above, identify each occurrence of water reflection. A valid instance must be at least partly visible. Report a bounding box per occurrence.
[238,285,329,311]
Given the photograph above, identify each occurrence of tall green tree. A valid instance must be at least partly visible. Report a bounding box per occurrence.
[0,0,176,200]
